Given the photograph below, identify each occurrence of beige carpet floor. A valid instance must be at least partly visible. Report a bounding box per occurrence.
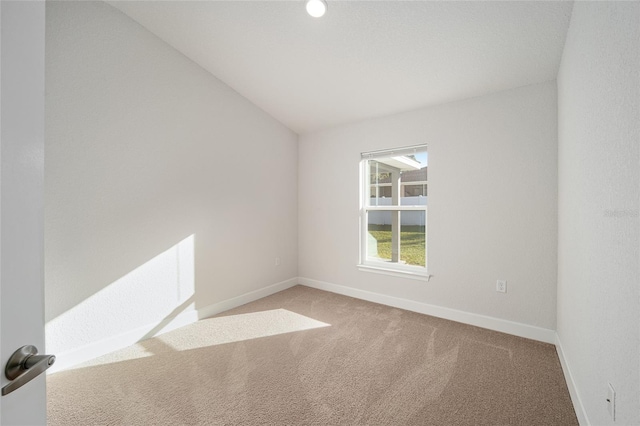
[47,285,578,425]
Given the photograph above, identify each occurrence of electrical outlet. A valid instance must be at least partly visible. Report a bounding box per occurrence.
[496,280,507,293]
[607,383,615,420]
[275,257,280,266]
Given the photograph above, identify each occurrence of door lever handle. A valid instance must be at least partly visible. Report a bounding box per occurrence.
[2,345,55,396]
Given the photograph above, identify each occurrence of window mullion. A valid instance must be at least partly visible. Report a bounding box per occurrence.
[391,167,401,263]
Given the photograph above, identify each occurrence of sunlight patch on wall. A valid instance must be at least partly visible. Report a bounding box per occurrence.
[46,235,195,358]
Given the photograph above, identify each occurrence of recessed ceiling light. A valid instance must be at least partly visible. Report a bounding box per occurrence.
[306,0,327,18]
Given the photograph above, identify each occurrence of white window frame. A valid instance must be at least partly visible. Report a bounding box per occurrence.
[359,144,428,280]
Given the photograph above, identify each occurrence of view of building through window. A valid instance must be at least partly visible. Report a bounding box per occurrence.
[361,146,428,273]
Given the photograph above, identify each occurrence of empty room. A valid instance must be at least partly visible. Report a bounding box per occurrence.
[0,0,638,425]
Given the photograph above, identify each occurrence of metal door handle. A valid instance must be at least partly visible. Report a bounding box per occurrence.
[1,345,55,396]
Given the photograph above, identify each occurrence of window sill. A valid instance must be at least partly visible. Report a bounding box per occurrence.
[357,264,431,282]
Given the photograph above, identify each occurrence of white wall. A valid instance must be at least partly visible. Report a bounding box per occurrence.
[299,81,558,335]
[557,2,639,425]
[45,1,298,367]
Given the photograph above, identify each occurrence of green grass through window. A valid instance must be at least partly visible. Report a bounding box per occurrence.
[368,225,426,267]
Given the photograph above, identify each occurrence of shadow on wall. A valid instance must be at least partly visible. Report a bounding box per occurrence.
[46,234,197,372]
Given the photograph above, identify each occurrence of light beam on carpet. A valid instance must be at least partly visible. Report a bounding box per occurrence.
[69,309,330,368]
[157,308,331,351]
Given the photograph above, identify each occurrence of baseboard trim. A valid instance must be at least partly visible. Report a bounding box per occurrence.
[49,277,299,373]
[197,277,299,319]
[555,334,589,425]
[298,277,556,344]
[48,308,199,373]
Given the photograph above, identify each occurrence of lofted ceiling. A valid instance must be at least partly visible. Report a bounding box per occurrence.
[107,0,574,134]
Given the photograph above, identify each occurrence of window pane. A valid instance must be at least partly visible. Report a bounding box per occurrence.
[401,217,426,267]
[367,211,391,261]
[367,152,427,207]
[366,211,426,267]
[402,184,426,197]
[368,161,392,206]
[400,167,427,206]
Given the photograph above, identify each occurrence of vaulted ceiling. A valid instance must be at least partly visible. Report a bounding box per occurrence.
[108,1,573,134]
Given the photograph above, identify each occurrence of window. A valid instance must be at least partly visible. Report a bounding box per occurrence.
[359,145,428,278]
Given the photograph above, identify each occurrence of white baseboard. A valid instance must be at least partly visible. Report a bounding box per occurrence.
[197,278,299,319]
[49,277,298,373]
[555,334,589,425]
[49,308,199,373]
[298,277,556,344]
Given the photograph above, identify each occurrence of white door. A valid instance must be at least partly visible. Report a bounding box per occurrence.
[0,1,47,425]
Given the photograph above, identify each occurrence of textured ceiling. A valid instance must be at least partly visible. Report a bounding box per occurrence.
[108,1,573,134]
